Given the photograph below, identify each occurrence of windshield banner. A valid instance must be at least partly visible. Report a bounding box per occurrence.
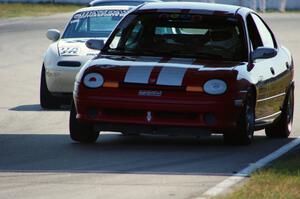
[73,10,128,19]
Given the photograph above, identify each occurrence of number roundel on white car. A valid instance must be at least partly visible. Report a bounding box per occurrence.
[83,73,104,88]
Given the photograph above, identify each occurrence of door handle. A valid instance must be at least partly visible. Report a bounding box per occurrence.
[270,67,275,75]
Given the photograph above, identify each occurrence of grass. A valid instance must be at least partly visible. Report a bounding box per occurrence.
[218,147,300,199]
[0,3,83,18]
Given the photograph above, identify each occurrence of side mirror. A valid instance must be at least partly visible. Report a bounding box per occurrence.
[252,47,277,61]
[46,29,60,42]
[85,39,104,50]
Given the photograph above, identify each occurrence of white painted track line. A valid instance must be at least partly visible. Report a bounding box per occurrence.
[197,136,300,199]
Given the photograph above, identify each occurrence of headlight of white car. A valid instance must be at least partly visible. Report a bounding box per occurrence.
[59,47,80,56]
[83,73,104,88]
[203,79,227,95]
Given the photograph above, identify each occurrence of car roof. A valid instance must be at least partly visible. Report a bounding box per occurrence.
[75,5,133,13]
[89,0,160,6]
[136,2,242,16]
[90,0,158,2]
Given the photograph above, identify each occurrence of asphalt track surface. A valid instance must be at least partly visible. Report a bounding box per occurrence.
[0,13,299,199]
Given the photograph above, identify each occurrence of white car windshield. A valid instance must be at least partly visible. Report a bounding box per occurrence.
[63,9,128,38]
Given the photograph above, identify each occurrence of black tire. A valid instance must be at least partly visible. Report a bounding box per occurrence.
[265,86,294,138]
[69,102,99,143]
[224,91,255,145]
[40,64,61,109]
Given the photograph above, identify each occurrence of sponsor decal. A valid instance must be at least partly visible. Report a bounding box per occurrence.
[138,90,162,97]
[59,47,80,56]
[158,13,203,21]
[73,10,127,19]
[86,53,98,57]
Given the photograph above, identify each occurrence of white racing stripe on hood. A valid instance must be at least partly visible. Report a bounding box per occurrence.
[157,67,187,86]
[156,58,195,86]
[124,66,154,84]
[124,56,161,84]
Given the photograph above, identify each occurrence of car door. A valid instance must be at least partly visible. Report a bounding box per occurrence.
[251,13,289,122]
[246,13,283,123]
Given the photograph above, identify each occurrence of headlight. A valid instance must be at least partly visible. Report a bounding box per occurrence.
[203,79,227,95]
[59,47,80,56]
[83,73,104,88]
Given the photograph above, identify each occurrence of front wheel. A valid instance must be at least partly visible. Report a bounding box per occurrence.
[69,102,99,143]
[224,91,255,145]
[40,64,61,109]
[265,86,294,138]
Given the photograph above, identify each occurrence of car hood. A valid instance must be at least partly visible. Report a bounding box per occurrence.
[57,38,106,57]
[89,55,244,70]
[78,55,245,87]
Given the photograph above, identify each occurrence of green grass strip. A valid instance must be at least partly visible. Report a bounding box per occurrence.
[218,148,300,199]
[0,3,83,18]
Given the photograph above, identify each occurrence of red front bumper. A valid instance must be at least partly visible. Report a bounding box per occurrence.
[75,91,242,131]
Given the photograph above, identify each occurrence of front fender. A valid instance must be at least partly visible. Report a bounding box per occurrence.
[43,42,59,69]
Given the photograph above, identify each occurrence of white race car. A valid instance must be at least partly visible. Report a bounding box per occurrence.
[41,6,132,109]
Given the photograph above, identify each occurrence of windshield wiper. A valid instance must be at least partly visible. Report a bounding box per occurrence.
[156,50,225,60]
[136,49,162,56]
[106,48,225,60]
[154,50,225,60]
[105,48,122,54]
[106,48,139,55]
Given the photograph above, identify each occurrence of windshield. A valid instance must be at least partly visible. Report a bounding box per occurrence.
[63,10,128,38]
[103,13,247,61]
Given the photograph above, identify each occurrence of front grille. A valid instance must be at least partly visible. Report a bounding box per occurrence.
[156,111,198,120]
[103,109,145,117]
[57,61,81,67]
[103,108,198,121]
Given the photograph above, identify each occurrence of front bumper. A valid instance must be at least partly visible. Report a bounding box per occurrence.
[75,94,243,132]
[44,53,94,93]
[46,67,80,93]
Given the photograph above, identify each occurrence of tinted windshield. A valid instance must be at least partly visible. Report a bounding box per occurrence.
[103,13,247,61]
[63,10,128,38]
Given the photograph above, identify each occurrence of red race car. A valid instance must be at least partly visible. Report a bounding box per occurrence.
[70,2,294,145]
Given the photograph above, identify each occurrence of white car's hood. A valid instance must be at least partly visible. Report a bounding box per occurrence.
[57,38,106,57]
